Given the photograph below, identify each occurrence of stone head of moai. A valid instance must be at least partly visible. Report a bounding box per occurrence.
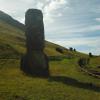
[25,9,45,51]
[25,9,43,28]
[21,9,49,77]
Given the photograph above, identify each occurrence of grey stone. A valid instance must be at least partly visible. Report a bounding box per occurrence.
[21,9,49,76]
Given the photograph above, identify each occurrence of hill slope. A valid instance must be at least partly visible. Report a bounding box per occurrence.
[0,11,100,100]
[0,11,68,58]
[0,10,88,58]
[0,11,24,30]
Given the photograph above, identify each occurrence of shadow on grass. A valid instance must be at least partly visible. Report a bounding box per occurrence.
[48,76,100,92]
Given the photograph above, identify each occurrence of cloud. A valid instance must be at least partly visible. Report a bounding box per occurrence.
[44,0,67,12]
[0,0,68,24]
[95,18,100,22]
[70,25,100,33]
[48,36,100,55]
[42,0,68,23]
[0,0,100,55]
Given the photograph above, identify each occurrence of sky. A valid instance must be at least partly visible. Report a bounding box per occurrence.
[0,0,100,55]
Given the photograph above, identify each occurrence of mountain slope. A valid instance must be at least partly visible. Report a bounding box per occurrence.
[0,11,100,100]
[0,11,87,58]
[0,11,68,58]
[0,11,24,31]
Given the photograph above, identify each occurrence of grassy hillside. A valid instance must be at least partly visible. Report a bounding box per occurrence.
[0,11,100,100]
[0,59,100,100]
[0,11,87,58]
[0,11,24,30]
[0,19,65,58]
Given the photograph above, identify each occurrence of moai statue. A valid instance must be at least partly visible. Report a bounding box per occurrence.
[21,9,49,77]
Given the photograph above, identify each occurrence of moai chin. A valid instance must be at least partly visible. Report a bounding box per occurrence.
[21,9,49,76]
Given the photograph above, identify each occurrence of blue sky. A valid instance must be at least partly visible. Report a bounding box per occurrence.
[0,0,100,55]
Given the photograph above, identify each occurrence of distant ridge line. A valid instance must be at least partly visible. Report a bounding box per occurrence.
[0,10,24,31]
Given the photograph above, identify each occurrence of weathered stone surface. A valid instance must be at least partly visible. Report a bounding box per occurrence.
[25,9,44,51]
[21,9,49,76]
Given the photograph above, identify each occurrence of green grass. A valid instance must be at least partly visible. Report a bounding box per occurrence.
[87,57,100,72]
[0,59,100,100]
[0,20,66,58]
[0,14,100,100]
[0,19,87,58]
